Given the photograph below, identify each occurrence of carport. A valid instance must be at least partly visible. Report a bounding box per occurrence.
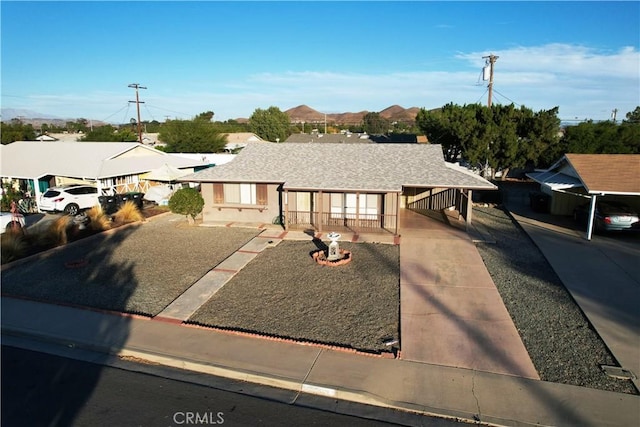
[528,153,640,240]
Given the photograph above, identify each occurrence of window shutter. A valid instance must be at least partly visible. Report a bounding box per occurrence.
[256,184,268,205]
[213,183,224,204]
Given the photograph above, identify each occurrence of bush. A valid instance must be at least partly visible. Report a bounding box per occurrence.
[169,187,204,223]
[113,201,144,225]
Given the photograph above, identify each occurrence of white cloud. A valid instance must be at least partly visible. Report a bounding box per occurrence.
[6,43,638,123]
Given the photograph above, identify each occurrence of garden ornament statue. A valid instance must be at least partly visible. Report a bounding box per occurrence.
[327,232,342,261]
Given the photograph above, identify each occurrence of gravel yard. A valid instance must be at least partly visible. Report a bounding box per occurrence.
[1,215,259,316]
[189,240,400,353]
[472,206,637,394]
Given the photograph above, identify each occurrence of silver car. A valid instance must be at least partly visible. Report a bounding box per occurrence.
[39,184,100,216]
[574,201,640,232]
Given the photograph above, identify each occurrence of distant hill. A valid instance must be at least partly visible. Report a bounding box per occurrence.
[284,104,423,125]
[1,108,107,128]
[3,105,427,127]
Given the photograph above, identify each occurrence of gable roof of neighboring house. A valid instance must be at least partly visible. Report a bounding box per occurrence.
[565,153,640,195]
[0,141,204,180]
[528,153,640,195]
[224,132,265,144]
[180,143,496,192]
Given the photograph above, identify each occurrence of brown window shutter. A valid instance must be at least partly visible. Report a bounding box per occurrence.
[256,184,268,205]
[213,183,224,204]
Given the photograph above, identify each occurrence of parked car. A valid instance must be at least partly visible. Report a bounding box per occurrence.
[0,211,25,233]
[573,200,640,232]
[39,184,100,216]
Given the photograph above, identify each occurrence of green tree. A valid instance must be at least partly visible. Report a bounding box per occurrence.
[159,115,227,153]
[362,112,390,135]
[248,106,291,142]
[418,102,562,177]
[168,187,204,224]
[563,120,636,154]
[624,106,640,124]
[1,120,36,144]
[416,104,478,162]
[81,125,138,142]
[195,111,215,122]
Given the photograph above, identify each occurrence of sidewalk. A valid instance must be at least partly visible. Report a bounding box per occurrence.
[2,296,638,427]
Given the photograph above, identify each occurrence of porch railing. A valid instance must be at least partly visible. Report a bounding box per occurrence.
[407,188,457,211]
[286,210,397,233]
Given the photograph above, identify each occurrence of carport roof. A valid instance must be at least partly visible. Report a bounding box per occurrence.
[529,153,640,196]
[179,142,497,192]
[565,153,640,195]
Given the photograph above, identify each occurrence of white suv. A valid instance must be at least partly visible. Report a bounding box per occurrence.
[39,184,100,215]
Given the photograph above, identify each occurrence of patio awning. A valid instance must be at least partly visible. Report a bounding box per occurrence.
[526,171,584,192]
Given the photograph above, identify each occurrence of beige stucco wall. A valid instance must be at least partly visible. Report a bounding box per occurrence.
[201,182,281,224]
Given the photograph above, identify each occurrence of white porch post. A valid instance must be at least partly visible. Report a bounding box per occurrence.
[318,190,323,233]
[284,189,289,231]
[465,189,473,230]
[586,194,597,241]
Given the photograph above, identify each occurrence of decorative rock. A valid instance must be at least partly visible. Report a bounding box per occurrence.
[312,249,352,266]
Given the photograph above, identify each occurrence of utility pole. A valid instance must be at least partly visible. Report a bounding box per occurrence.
[482,54,499,108]
[128,83,147,143]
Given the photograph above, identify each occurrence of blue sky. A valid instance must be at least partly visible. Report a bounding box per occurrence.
[2,1,639,123]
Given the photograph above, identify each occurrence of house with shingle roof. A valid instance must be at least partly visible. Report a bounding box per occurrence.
[0,141,206,203]
[527,153,640,239]
[179,143,496,235]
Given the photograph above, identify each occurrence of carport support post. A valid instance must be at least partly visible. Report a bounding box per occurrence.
[586,194,597,241]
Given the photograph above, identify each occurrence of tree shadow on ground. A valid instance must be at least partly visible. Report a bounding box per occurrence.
[1,225,139,426]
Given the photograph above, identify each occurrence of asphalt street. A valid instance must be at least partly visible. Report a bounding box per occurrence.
[1,345,460,427]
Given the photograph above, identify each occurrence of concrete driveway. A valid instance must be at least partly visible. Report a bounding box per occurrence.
[505,195,640,389]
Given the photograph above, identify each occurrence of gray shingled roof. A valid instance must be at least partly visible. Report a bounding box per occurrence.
[180,143,496,192]
[285,133,371,144]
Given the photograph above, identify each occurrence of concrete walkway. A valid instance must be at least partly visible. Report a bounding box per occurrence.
[398,208,539,379]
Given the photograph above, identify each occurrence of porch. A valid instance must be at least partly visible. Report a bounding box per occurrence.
[285,210,399,235]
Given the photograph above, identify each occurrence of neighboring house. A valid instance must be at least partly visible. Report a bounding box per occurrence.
[0,141,206,206]
[35,134,58,141]
[179,143,496,235]
[171,152,236,167]
[224,132,266,152]
[527,153,640,239]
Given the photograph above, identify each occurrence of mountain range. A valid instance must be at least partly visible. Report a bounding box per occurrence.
[284,104,422,125]
[2,104,423,127]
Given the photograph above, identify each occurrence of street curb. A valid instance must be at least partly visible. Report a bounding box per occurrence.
[0,326,457,424]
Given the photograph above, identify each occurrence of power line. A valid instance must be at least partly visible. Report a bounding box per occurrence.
[492,89,521,107]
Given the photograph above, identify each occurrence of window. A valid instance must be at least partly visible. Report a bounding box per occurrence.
[214,183,267,205]
[330,193,378,218]
[296,192,311,211]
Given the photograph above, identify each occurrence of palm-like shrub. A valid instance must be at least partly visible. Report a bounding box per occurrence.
[1,232,26,264]
[168,187,204,224]
[85,205,112,232]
